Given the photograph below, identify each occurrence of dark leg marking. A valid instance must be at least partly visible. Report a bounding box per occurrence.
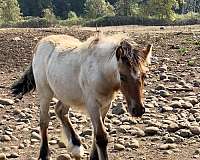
[39,129,49,160]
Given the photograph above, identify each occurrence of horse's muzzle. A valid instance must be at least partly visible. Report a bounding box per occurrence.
[130,105,145,117]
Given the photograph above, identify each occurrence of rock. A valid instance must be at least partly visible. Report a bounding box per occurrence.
[160,26,165,30]
[80,129,92,137]
[112,103,126,115]
[181,101,193,109]
[159,90,170,97]
[31,132,41,140]
[18,143,25,149]
[0,153,6,160]
[57,154,71,160]
[168,76,178,82]
[190,126,200,135]
[125,139,139,149]
[165,137,175,143]
[114,144,125,151]
[58,141,66,148]
[155,84,166,90]
[170,101,182,108]
[194,149,200,155]
[178,129,192,138]
[1,135,11,142]
[159,144,177,150]
[136,129,145,137]
[6,152,19,158]
[162,106,173,112]
[158,65,167,72]
[144,127,159,136]
[0,98,14,105]
[49,140,57,145]
[167,123,179,132]
[159,73,168,80]
[12,37,21,41]
[0,104,4,109]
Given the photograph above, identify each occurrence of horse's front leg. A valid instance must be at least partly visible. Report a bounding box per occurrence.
[87,100,109,160]
[90,104,110,160]
[55,101,83,160]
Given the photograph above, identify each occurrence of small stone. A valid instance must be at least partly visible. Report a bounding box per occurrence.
[49,140,57,145]
[165,137,175,143]
[159,73,168,80]
[0,104,4,109]
[159,144,177,150]
[159,90,170,97]
[112,103,126,115]
[190,126,200,135]
[0,153,6,160]
[57,154,71,160]
[1,135,11,141]
[31,132,41,140]
[129,139,139,148]
[12,37,21,41]
[158,65,167,72]
[114,144,125,151]
[0,98,14,105]
[194,149,200,155]
[18,143,25,149]
[167,123,179,132]
[6,152,19,158]
[162,106,173,112]
[135,129,145,137]
[178,129,192,138]
[170,101,182,108]
[144,127,159,136]
[182,101,193,109]
[80,129,92,137]
[58,141,66,148]
[155,84,166,90]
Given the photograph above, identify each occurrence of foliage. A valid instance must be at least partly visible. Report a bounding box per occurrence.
[43,8,56,23]
[84,0,115,19]
[115,0,140,16]
[0,0,21,23]
[68,11,78,19]
[141,0,177,20]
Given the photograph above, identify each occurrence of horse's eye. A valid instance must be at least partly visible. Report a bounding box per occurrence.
[120,74,127,82]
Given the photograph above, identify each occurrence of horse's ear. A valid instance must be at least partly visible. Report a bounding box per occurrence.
[142,44,153,64]
[116,46,124,61]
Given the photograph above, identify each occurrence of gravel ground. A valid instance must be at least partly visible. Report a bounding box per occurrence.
[0,26,200,160]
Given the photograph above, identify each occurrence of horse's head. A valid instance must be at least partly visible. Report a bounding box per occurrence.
[116,40,152,117]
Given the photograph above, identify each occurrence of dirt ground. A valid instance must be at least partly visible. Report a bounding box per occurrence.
[0,25,200,160]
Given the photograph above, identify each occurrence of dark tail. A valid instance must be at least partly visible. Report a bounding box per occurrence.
[11,64,36,98]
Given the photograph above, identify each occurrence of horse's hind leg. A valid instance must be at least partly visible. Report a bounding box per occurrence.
[55,101,83,159]
[37,85,53,160]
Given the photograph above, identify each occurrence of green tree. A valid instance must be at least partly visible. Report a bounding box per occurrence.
[142,0,176,20]
[115,0,140,16]
[0,0,21,23]
[84,0,115,18]
[43,8,56,23]
[18,0,52,17]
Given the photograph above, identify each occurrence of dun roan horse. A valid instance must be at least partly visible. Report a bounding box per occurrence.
[11,34,152,160]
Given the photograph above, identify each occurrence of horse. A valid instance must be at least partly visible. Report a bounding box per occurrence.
[11,34,152,160]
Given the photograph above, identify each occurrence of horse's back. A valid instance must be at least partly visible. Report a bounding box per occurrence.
[38,35,81,52]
